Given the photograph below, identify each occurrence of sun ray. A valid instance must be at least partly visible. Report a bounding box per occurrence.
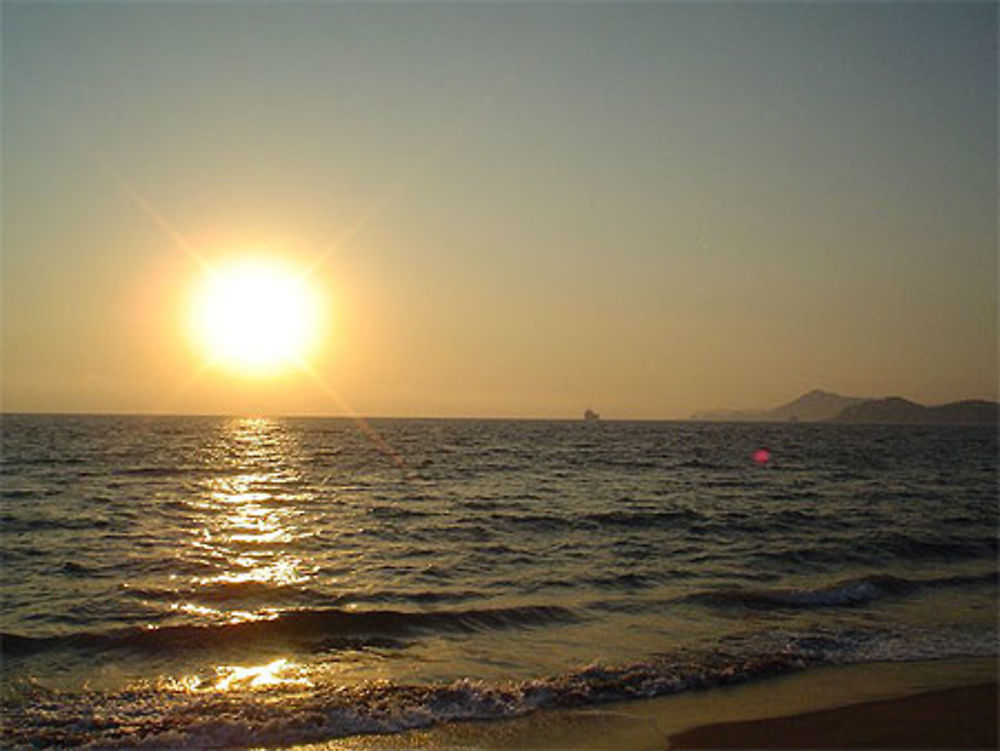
[92,155,211,273]
[296,360,409,473]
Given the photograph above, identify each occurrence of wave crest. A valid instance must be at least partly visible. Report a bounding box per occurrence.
[1,603,580,657]
[687,571,997,610]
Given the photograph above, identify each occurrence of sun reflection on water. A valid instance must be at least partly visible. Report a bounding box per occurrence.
[169,601,271,624]
[193,557,308,587]
[151,420,331,697]
[213,658,311,691]
[169,658,312,693]
[172,417,319,620]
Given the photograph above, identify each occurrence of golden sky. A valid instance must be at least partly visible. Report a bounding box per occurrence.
[2,2,996,418]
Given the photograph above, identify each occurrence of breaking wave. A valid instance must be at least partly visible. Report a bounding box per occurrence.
[4,621,995,750]
[0,651,814,748]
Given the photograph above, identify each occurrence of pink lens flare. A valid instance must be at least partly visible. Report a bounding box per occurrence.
[753,448,771,465]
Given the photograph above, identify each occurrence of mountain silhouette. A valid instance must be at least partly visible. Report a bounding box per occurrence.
[833,397,998,425]
[690,389,865,422]
[692,391,998,424]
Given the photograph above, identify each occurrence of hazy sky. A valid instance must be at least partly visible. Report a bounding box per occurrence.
[3,2,996,418]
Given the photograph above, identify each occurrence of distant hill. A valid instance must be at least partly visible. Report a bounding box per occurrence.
[833,398,999,425]
[690,389,866,422]
[767,389,868,422]
[691,390,999,425]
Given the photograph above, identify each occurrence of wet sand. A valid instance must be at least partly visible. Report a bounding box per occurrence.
[670,681,998,749]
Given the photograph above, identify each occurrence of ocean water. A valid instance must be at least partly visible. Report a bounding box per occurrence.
[1,415,996,748]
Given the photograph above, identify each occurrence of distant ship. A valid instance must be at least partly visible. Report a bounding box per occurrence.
[584,409,600,421]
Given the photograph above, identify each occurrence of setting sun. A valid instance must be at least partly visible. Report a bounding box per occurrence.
[190,258,322,377]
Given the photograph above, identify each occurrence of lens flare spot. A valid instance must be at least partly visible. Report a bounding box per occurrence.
[753,448,772,465]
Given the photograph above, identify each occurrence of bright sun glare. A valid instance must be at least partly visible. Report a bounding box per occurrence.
[191,258,322,377]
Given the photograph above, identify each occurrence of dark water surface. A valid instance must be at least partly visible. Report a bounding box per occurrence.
[1,415,996,747]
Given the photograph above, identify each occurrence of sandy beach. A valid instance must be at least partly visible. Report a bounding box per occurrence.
[671,682,998,749]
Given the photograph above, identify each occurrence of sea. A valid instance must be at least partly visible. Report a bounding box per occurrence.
[1,414,997,748]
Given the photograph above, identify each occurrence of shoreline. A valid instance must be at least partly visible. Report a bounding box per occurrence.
[670,681,998,749]
[305,657,998,750]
